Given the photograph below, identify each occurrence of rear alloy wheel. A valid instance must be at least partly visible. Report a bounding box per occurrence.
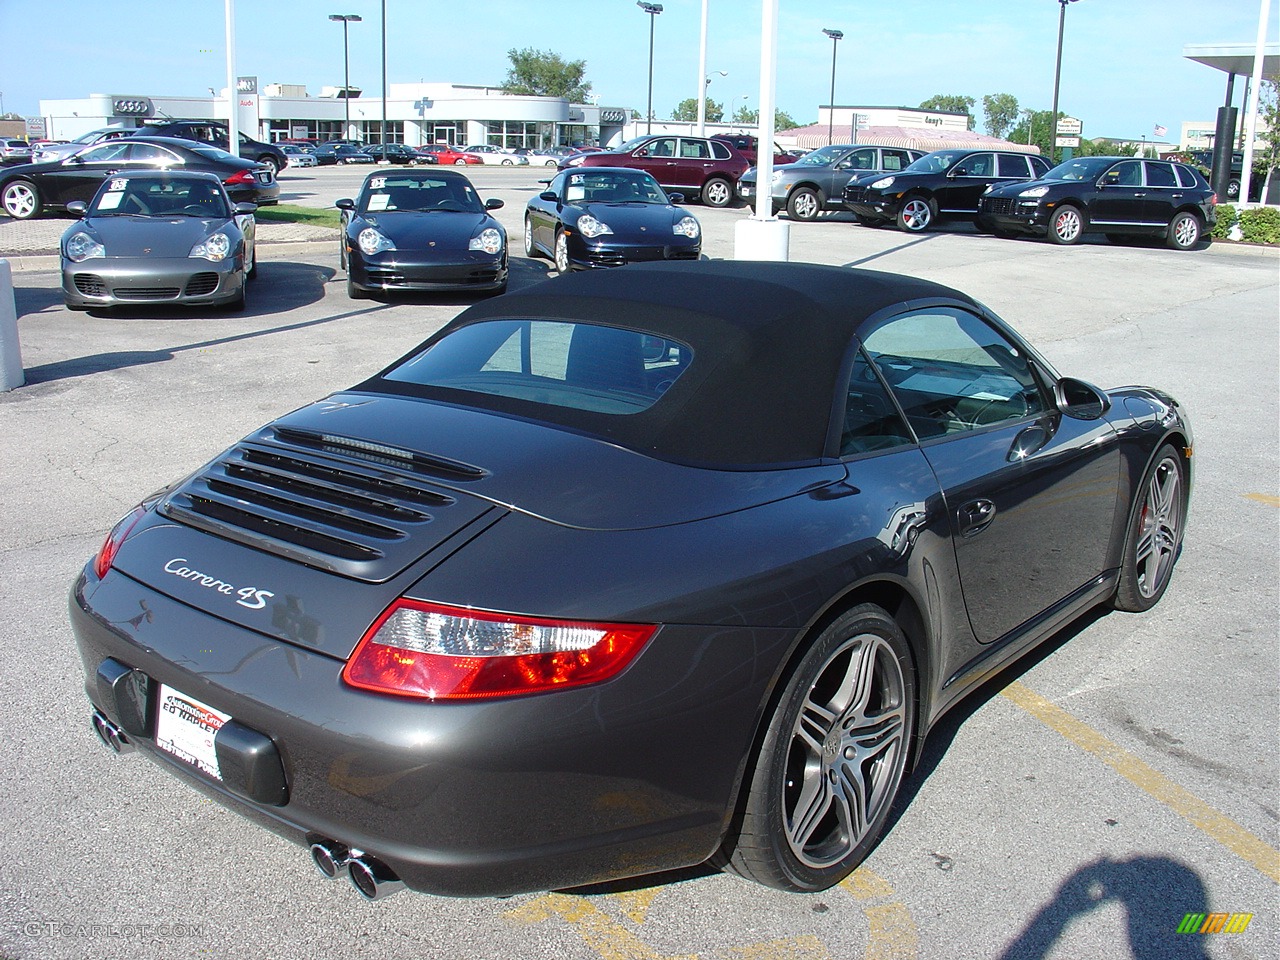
[786,187,822,221]
[1113,444,1186,612]
[554,230,571,274]
[721,604,915,891]
[2,180,41,220]
[1049,204,1084,245]
[896,196,934,233]
[1166,212,1202,251]
[702,177,733,208]
[523,217,537,258]
[501,158,514,166]
[257,156,280,177]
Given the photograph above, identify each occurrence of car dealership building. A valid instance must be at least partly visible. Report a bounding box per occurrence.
[37,81,631,150]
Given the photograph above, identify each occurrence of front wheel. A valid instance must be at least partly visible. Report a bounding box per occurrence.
[786,187,822,221]
[1113,444,1187,612]
[1166,211,1202,251]
[896,196,934,233]
[1049,204,1084,245]
[702,177,733,208]
[523,217,537,258]
[554,230,571,274]
[455,159,468,166]
[2,180,42,220]
[720,604,915,891]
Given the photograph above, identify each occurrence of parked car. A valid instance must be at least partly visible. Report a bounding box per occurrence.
[336,168,507,298]
[464,144,529,166]
[0,136,279,220]
[70,259,1191,900]
[363,144,427,165]
[60,170,256,311]
[0,139,33,166]
[843,149,1051,232]
[738,144,925,220]
[279,144,317,168]
[977,156,1216,250]
[524,167,700,272]
[561,135,749,207]
[710,134,802,167]
[313,143,376,166]
[417,144,483,166]
[32,126,135,165]
[137,121,289,175]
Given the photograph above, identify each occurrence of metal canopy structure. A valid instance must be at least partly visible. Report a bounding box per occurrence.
[1183,42,1279,78]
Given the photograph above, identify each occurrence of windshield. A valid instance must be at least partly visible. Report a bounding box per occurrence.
[1043,157,1115,181]
[617,137,655,153]
[564,170,668,204]
[90,176,229,218]
[904,151,962,173]
[793,145,850,167]
[359,175,484,214]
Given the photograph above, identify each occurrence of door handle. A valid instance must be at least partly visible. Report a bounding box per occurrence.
[1134,192,1146,197]
[958,499,996,538]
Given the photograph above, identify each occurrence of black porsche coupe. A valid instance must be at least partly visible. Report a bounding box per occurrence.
[70,261,1191,901]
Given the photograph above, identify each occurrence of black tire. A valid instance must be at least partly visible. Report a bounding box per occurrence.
[1166,211,1202,251]
[854,214,887,228]
[554,230,571,274]
[523,216,537,258]
[1,179,42,220]
[347,276,370,300]
[246,243,257,281]
[701,177,733,208]
[896,195,934,233]
[1226,178,1240,200]
[257,156,280,177]
[1048,204,1085,245]
[786,187,822,221]
[719,604,915,891]
[1113,444,1187,612]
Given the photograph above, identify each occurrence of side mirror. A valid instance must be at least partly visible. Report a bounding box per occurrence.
[635,148,649,158]
[949,166,967,178]
[539,191,558,202]
[485,198,504,210]
[667,192,685,204]
[1055,377,1110,420]
[234,202,258,215]
[335,198,355,211]
[66,201,88,218]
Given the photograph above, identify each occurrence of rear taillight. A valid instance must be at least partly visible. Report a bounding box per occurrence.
[93,504,149,579]
[223,169,255,186]
[343,600,655,700]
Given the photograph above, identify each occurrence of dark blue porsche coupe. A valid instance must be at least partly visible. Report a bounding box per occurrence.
[336,169,507,298]
[524,166,701,272]
[70,261,1191,900]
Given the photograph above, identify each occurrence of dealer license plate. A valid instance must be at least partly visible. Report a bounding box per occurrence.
[155,685,230,780]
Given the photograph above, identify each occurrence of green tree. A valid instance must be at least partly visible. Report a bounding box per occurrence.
[1009,109,1058,158]
[982,93,1020,140]
[502,48,592,103]
[722,107,800,132]
[671,97,723,123]
[919,94,976,130]
[775,109,800,132]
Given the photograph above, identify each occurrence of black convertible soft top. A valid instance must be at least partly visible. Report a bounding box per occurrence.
[367,261,979,467]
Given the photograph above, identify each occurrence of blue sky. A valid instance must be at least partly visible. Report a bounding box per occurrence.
[2,0,1274,139]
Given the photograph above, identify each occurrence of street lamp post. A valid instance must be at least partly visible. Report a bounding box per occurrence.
[822,29,843,146]
[700,70,727,134]
[380,0,387,148]
[638,2,663,135]
[1048,0,1080,164]
[329,14,361,140]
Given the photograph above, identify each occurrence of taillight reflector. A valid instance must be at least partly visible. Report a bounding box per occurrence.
[223,169,255,186]
[343,600,655,700]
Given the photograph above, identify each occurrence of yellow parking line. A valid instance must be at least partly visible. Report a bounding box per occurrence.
[1001,681,1280,883]
[1244,492,1280,507]
[841,868,920,960]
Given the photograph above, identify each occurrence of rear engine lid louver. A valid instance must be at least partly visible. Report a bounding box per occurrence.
[159,432,493,582]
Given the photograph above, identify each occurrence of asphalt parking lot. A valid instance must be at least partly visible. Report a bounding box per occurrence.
[1,166,1277,960]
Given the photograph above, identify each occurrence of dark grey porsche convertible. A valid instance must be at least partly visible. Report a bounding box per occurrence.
[70,261,1191,900]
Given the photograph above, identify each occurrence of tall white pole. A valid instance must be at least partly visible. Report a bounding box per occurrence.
[753,0,778,223]
[696,0,709,136]
[225,0,240,155]
[1237,0,1271,207]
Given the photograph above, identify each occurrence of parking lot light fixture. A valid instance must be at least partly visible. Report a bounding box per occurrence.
[329,14,362,139]
[822,29,843,146]
[638,2,663,134]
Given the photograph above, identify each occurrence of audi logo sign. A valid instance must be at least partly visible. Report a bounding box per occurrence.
[113,98,153,116]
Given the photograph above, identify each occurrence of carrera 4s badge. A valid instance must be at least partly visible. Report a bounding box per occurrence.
[163,558,275,610]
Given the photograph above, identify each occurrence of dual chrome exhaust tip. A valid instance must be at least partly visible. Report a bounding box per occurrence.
[310,839,404,900]
[91,710,135,754]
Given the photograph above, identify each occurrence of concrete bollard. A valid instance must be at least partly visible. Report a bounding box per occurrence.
[0,259,25,392]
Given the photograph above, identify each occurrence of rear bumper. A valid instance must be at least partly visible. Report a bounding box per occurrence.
[69,566,778,896]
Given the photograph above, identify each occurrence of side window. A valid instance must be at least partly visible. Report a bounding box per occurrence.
[710,140,733,160]
[996,154,1030,178]
[849,150,877,170]
[680,139,710,160]
[1103,161,1142,187]
[647,138,676,158]
[961,154,993,177]
[1143,162,1177,187]
[861,309,1046,440]
[841,349,915,456]
[1030,156,1051,177]
[127,143,180,165]
[882,150,912,171]
[78,142,132,164]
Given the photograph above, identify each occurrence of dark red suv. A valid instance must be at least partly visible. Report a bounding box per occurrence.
[559,135,748,207]
[710,134,802,167]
